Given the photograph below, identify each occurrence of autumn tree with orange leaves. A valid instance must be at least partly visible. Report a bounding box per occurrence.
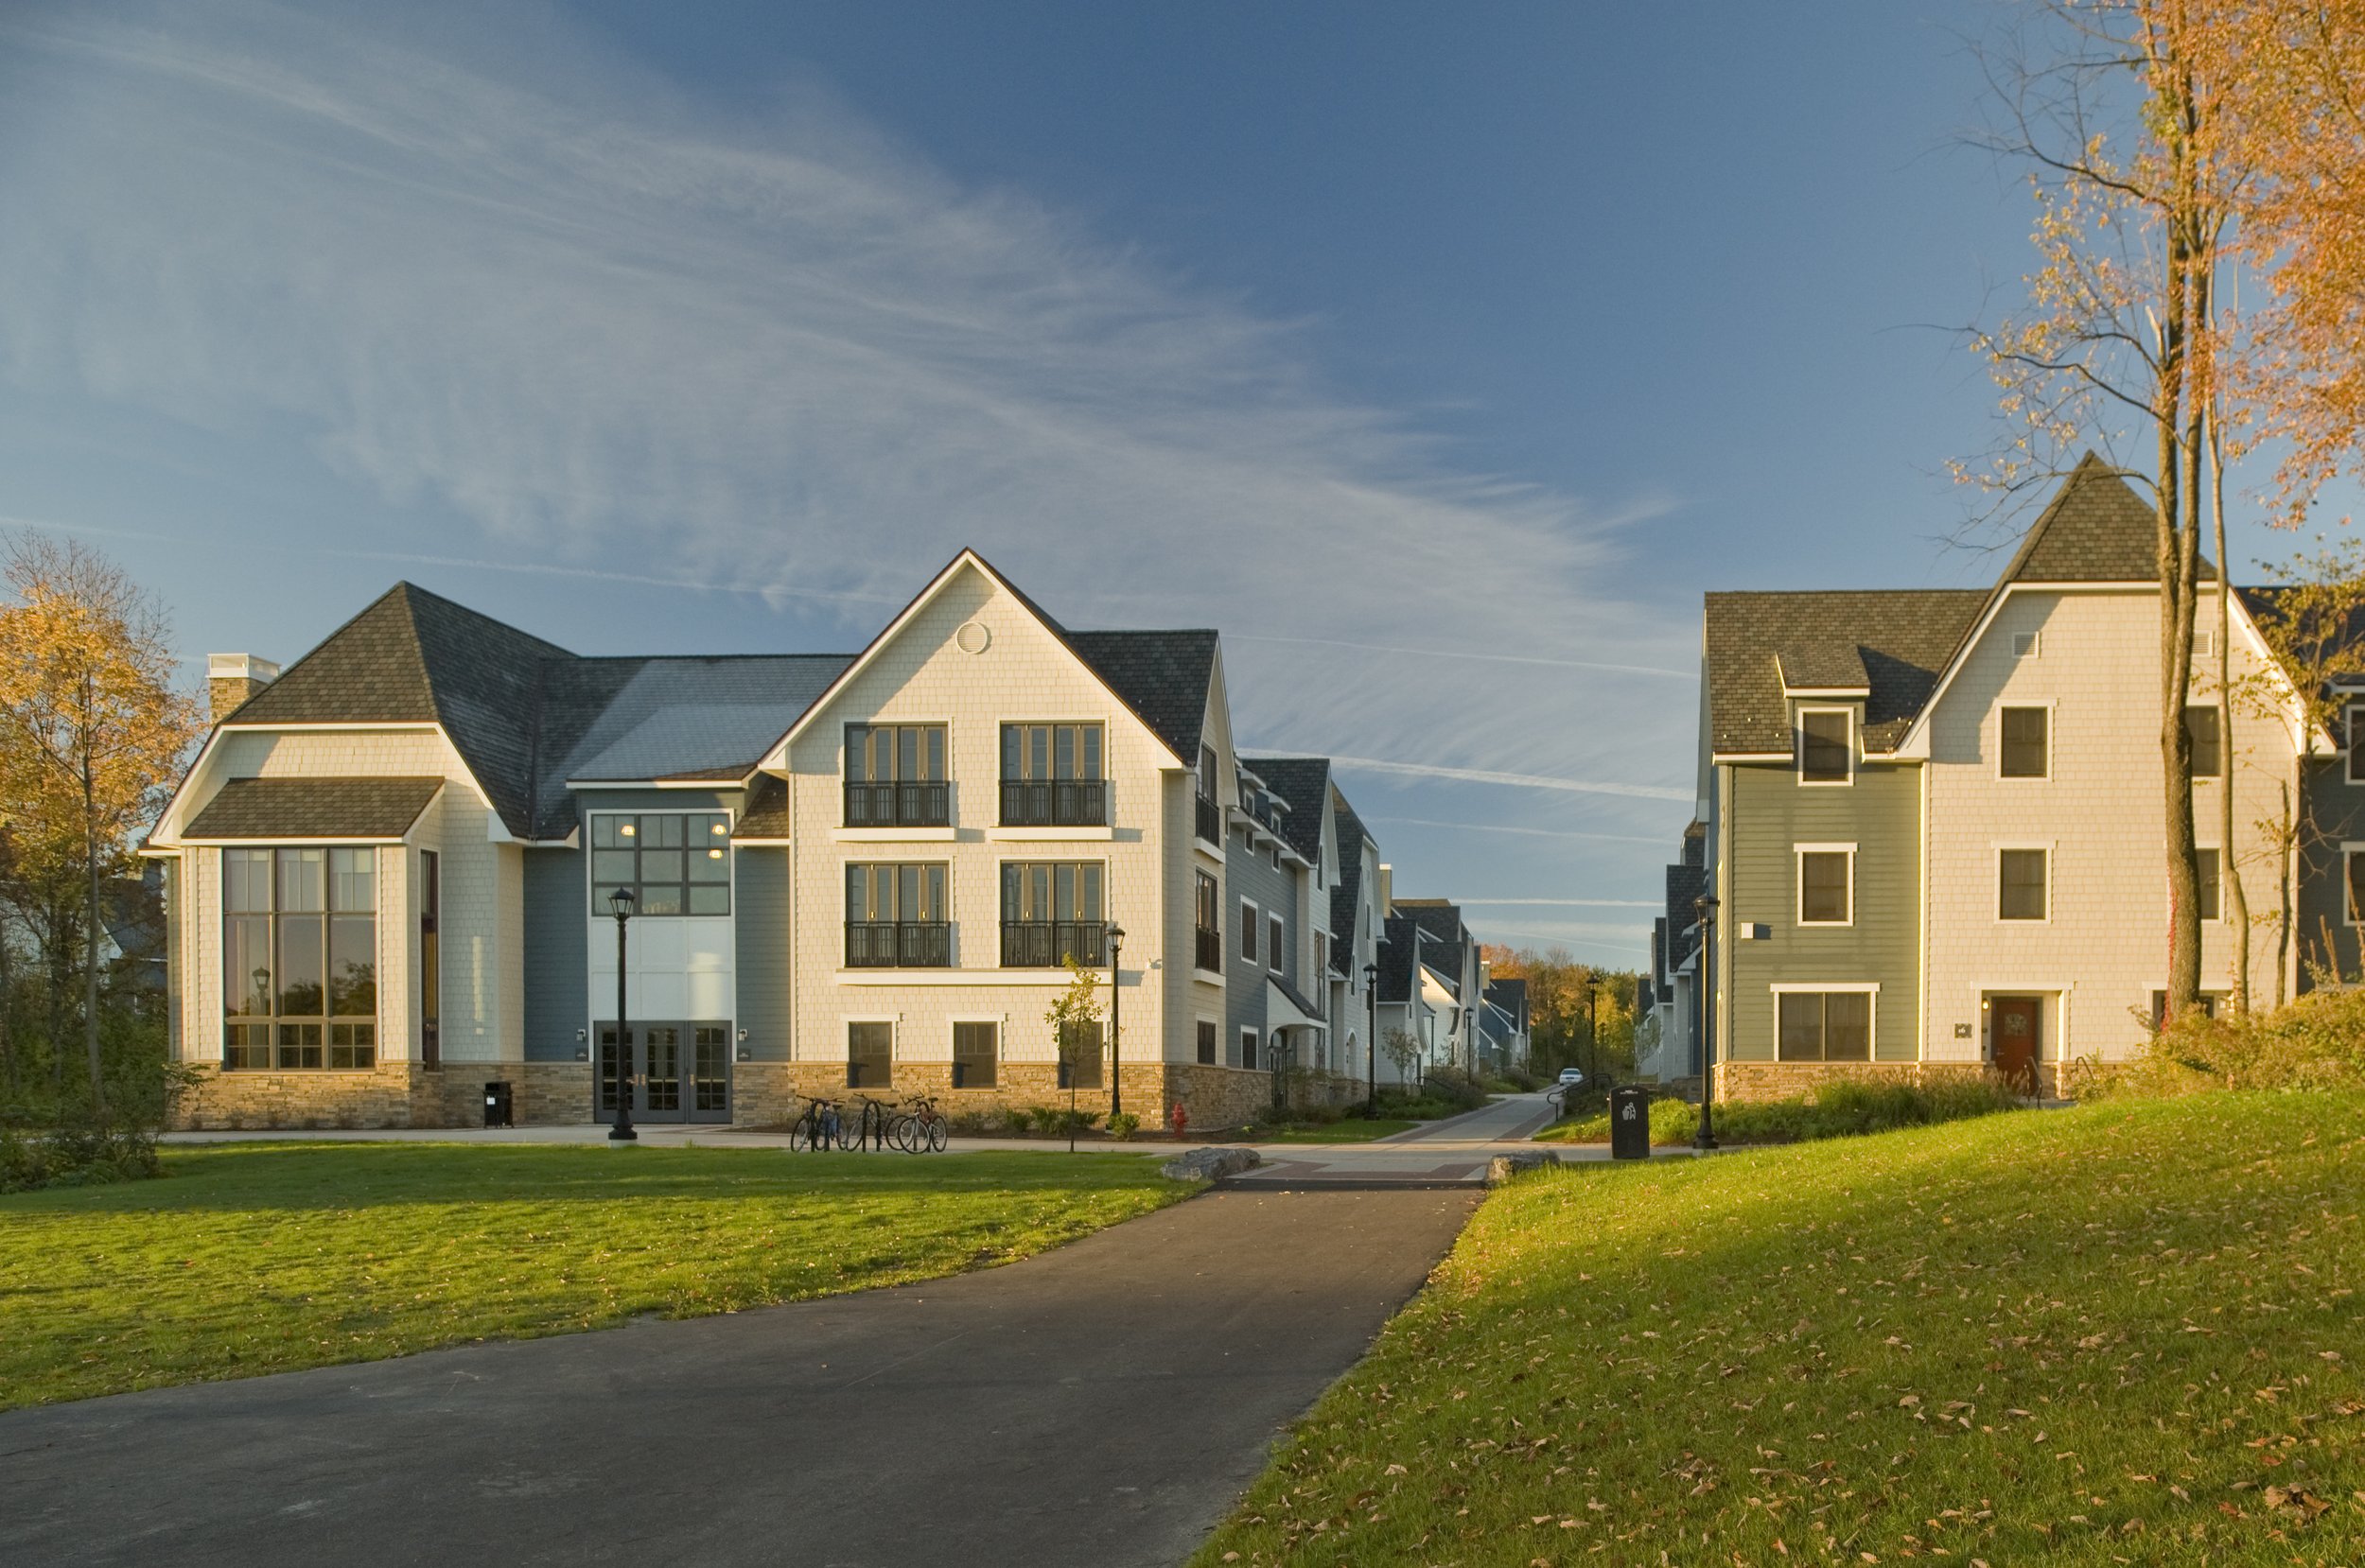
[0,536,201,1108]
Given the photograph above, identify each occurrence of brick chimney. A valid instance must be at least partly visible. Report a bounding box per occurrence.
[207,653,279,722]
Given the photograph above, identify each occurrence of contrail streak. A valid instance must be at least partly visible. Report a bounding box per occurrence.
[1328,755,1693,802]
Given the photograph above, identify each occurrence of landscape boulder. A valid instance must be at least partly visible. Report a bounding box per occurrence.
[1161,1145,1262,1182]
[1486,1151,1563,1185]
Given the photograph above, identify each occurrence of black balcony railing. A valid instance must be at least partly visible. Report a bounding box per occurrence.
[1001,919,1108,968]
[842,780,951,828]
[1194,924,1223,974]
[844,921,952,967]
[1194,793,1223,845]
[999,778,1108,828]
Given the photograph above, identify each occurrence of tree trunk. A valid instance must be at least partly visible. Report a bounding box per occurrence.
[2276,781,2293,1008]
[2156,100,2206,1019]
[0,903,13,1095]
[2209,406,2250,1012]
[81,739,104,1112]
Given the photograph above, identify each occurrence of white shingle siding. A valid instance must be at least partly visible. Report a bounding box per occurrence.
[783,565,1191,1073]
[1922,587,2299,1063]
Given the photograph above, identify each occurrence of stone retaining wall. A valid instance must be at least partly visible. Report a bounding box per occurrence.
[1713,1060,1997,1103]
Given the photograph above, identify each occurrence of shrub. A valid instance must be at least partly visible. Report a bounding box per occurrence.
[1105,1111,1141,1141]
[2077,986,2365,1100]
[1536,1076,2020,1147]
[0,1111,162,1194]
[1005,1106,1036,1135]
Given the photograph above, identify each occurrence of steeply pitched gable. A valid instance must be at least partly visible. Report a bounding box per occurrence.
[1239,755,1330,863]
[1998,451,2211,584]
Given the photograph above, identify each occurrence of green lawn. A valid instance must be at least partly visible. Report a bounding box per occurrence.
[1193,1092,2365,1565]
[1251,1119,1419,1144]
[0,1142,1190,1410]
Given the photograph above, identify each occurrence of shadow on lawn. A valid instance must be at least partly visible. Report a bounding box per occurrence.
[3,1142,1176,1214]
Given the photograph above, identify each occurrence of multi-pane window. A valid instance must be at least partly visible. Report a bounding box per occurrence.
[1058,1019,1104,1089]
[2185,706,2223,778]
[2197,847,2221,922]
[418,849,440,1070]
[1239,1028,1259,1071]
[845,862,950,967]
[692,1024,728,1112]
[1000,723,1106,826]
[953,1020,998,1089]
[1196,1019,1218,1065]
[1240,900,1260,964]
[1777,991,1872,1061]
[1196,745,1223,844]
[844,723,949,827]
[592,813,730,915]
[2349,850,2365,924]
[1797,850,1851,924]
[1314,932,1329,980]
[1000,862,1105,967]
[1269,913,1285,971]
[1195,872,1221,972]
[2348,706,2365,785]
[222,846,377,1071]
[1999,848,2049,921]
[1798,709,1850,783]
[2000,706,2049,778]
[848,1021,893,1088]
[2150,991,2221,1028]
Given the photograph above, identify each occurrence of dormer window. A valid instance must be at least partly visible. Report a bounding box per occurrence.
[1797,708,1851,784]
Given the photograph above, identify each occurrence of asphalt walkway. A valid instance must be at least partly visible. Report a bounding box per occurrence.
[0,1186,1478,1568]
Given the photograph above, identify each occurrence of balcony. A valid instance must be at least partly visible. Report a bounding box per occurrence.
[1000,919,1108,968]
[1194,793,1223,846]
[1194,924,1223,974]
[844,921,952,968]
[843,780,950,828]
[999,778,1107,828]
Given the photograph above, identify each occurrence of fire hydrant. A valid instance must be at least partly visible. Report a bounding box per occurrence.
[1168,1101,1189,1141]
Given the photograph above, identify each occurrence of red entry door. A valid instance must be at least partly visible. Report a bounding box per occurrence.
[1990,996,2041,1093]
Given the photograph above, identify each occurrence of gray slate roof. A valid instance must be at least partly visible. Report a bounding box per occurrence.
[1377,914,1420,1002]
[184,776,444,841]
[1239,756,1329,863]
[2000,451,2212,584]
[1393,899,1472,976]
[733,774,789,840]
[1064,630,1220,765]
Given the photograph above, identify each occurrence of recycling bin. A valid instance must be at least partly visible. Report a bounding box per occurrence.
[1609,1085,1651,1160]
[483,1080,515,1128]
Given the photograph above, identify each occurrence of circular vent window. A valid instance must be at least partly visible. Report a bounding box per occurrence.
[955,620,992,654]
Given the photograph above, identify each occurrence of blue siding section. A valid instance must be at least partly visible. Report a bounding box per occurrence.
[523,847,588,1063]
[1224,828,1299,1066]
[734,846,792,1061]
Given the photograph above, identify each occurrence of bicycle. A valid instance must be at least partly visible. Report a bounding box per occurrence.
[892,1092,949,1154]
[790,1094,845,1152]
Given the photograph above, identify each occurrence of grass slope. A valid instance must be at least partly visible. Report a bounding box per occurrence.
[1193,1093,2365,1565]
[0,1142,1188,1410]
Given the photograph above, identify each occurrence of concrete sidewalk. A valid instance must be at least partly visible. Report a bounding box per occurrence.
[0,1187,1477,1568]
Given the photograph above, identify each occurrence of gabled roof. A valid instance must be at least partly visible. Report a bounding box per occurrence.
[1377,913,1421,1002]
[731,773,789,841]
[184,776,444,842]
[1705,590,1987,757]
[1328,791,1371,956]
[767,550,1218,769]
[1665,862,1707,967]
[200,582,853,839]
[1996,451,2205,584]
[1393,899,1473,967]
[225,584,572,836]
[1239,756,1330,863]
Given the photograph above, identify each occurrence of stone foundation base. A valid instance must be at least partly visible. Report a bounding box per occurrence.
[1712,1060,1998,1104]
[731,1059,1277,1133]
[171,1060,596,1130]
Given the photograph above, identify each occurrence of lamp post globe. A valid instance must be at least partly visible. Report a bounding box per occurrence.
[1106,923,1125,1119]
[1363,962,1379,1115]
[608,886,638,1142]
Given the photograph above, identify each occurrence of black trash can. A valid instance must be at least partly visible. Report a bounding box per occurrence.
[483,1080,514,1129]
[1609,1085,1651,1160]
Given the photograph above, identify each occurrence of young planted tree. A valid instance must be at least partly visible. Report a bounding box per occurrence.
[1043,956,1104,1150]
[1965,0,2234,1016]
[0,536,201,1109]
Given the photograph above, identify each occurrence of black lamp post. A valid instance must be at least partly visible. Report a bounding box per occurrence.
[1363,961,1379,1115]
[608,885,638,1142]
[1106,922,1126,1119]
[1585,981,1602,1086]
[1693,893,1718,1153]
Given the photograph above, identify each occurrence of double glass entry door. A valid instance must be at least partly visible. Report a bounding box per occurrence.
[597,1020,731,1124]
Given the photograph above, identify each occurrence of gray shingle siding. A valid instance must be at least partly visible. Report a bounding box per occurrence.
[1224,826,1298,1066]
[734,847,792,1062]
[521,847,587,1063]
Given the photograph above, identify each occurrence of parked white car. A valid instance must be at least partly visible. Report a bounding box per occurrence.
[1557,1068,1584,1087]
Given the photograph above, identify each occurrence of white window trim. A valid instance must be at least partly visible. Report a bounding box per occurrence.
[1766,982,1880,1062]
[1994,700,2056,783]
[2194,844,2224,924]
[1793,843,1856,927]
[1238,897,1261,967]
[1795,706,1855,787]
[1240,1026,1260,1066]
[2184,703,2228,784]
[1994,843,2053,924]
[2341,843,2365,926]
[1268,911,1286,969]
[2010,630,2041,658]
[2346,705,2365,787]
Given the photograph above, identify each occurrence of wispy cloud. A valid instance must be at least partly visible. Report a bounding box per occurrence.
[1329,756,1691,802]
[1451,897,1661,908]
[1363,815,1671,846]
[0,0,1696,797]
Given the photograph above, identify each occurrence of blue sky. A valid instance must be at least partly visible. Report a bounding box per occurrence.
[0,1,2320,965]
